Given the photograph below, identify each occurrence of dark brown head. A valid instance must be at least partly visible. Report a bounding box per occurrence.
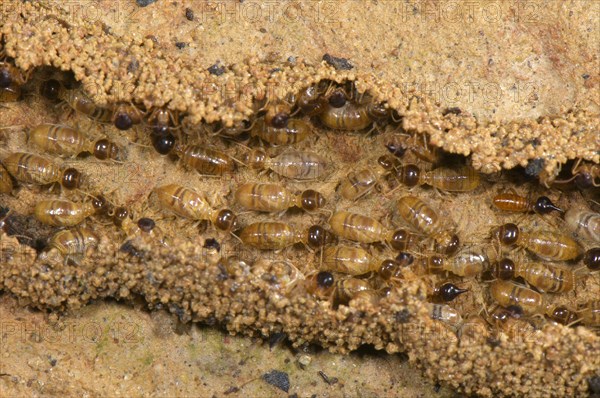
[385,142,406,158]
[137,217,156,232]
[549,306,578,325]
[440,234,460,256]
[395,252,414,266]
[379,259,398,280]
[307,225,333,248]
[367,103,389,120]
[92,195,108,214]
[113,111,133,130]
[437,283,468,302]
[112,207,129,227]
[328,90,346,108]
[151,131,176,155]
[214,209,237,231]
[94,139,120,160]
[533,196,562,214]
[61,168,81,190]
[574,172,594,189]
[269,113,289,129]
[493,223,519,245]
[40,79,61,100]
[316,271,334,289]
[494,258,515,280]
[300,190,326,211]
[398,164,420,187]
[584,247,600,271]
[390,229,411,251]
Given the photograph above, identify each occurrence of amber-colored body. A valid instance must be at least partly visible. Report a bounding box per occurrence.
[234,183,325,212]
[49,227,98,257]
[35,199,100,227]
[247,149,328,180]
[0,163,13,193]
[489,280,545,315]
[564,207,600,244]
[319,245,375,275]
[175,144,235,176]
[251,117,311,145]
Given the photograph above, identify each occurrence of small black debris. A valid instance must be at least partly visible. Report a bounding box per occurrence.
[395,309,411,323]
[185,7,194,21]
[223,386,239,395]
[486,337,501,348]
[207,63,226,76]
[48,357,57,367]
[525,158,544,177]
[259,27,267,33]
[442,107,462,116]
[322,53,354,70]
[434,382,441,392]
[528,137,541,148]
[136,0,157,7]
[262,370,290,393]
[175,42,187,49]
[269,332,287,350]
[120,241,142,257]
[318,370,338,385]
[582,73,590,80]
[203,238,220,251]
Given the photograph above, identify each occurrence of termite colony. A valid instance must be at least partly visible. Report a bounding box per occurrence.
[1,58,599,343]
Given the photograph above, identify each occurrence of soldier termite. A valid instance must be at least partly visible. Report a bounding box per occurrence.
[492,192,562,214]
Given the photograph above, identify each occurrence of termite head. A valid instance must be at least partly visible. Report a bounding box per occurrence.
[307,225,333,249]
[137,217,156,232]
[584,247,600,271]
[493,223,519,245]
[493,258,515,280]
[437,283,468,302]
[300,190,326,211]
[390,229,411,251]
[328,89,346,108]
[215,209,237,231]
[533,196,562,214]
[40,79,62,101]
[61,168,81,190]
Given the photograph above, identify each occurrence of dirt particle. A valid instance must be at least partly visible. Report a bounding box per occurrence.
[127,58,139,73]
[319,370,338,385]
[582,74,590,80]
[322,54,354,70]
[207,63,225,76]
[203,238,220,251]
[262,370,290,393]
[589,375,600,394]
[525,158,544,177]
[259,28,267,33]
[395,309,411,323]
[136,0,157,6]
[175,42,187,49]
[185,7,194,21]
[442,107,462,116]
[269,332,287,350]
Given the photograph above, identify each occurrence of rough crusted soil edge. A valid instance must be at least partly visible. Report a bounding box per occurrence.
[1,234,599,397]
[1,1,598,176]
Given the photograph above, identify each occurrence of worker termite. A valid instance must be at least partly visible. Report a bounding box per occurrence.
[2,152,82,189]
[112,103,145,130]
[492,257,575,293]
[61,88,114,123]
[238,222,332,250]
[250,117,312,146]
[489,280,545,315]
[387,133,442,164]
[564,207,600,244]
[332,277,372,305]
[492,223,584,261]
[415,253,487,277]
[396,195,460,255]
[174,144,236,176]
[584,248,600,271]
[349,287,392,307]
[377,252,414,280]
[578,300,600,327]
[339,155,397,200]
[394,164,480,192]
[246,149,329,180]
[28,124,122,160]
[47,226,98,264]
[153,184,237,231]
[492,192,562,214]
[319,94,388,131]
[429,303,463,330]
[34,195,107,227]
[329,211,415,250]
[318,245,377,275]
[0,163,13,193]
[234,182,326,213]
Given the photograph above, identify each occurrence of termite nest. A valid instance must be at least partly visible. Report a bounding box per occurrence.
[1,60,599,396]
